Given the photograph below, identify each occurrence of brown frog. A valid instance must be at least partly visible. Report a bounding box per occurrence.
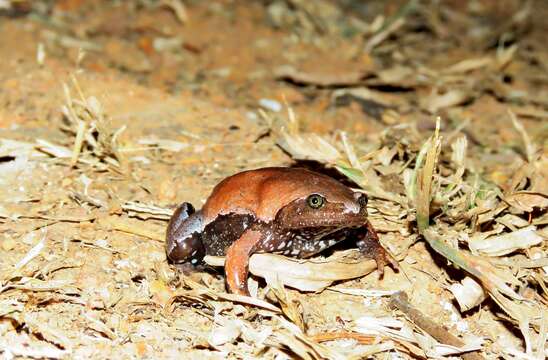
[166,167,397,295]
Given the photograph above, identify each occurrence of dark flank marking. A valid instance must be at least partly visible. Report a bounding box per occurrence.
[256,226,353,258]
[202,214,255,256]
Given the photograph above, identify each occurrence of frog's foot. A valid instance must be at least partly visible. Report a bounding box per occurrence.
[357,221,399,277]
[225,229,264,296]
[370,246,399,277]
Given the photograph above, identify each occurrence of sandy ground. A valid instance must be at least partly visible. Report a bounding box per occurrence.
[0,1,546,359]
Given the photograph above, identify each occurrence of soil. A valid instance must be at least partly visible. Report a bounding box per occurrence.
[0,1,546,359]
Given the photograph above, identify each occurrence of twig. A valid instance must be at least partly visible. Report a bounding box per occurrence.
[389,291,485,360]
[364,0,417,52]
[309,331,375,344]
[508,110,537,163]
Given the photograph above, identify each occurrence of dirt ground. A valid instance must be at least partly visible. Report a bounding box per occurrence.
[0,1,546,359]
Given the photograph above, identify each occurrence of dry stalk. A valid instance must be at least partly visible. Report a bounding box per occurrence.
[273,103,546,355]
[266,277,306,332]
[508,109,537,163]
[415,118,441,230]
[170,278,281,313]
[37,76,127,173]
[412,120,546,353]
[389,291,485,360]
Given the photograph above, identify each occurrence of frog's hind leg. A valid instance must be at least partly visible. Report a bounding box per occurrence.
[355,221,399,277]
[166,202,206,271]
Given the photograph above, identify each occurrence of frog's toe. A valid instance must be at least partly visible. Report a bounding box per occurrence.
[372,247,399,278]
[386,252,399,271]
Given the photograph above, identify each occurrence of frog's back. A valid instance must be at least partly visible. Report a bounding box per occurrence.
[201,167,281,222]
[201,167,356,224]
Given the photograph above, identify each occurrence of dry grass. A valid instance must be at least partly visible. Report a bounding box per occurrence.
[0,1,547,359]
[275,107,547,358]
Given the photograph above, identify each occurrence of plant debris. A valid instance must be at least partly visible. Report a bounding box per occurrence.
[0,1,546,359]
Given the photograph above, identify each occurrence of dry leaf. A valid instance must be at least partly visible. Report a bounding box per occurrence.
[275,65,367,87]
[420,89,472,113]
[443,57,492,74]
[505,192,548,213]
[204,251,377,292]
[469,226,543,256]
[449,277,487,311]
[208,316,242,347]
[138,137,189,152]
[278,132,342,164]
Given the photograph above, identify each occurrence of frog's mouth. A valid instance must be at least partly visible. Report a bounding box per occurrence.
[308,226,350,240]
[280,208,367,229]
[296,213,366,228]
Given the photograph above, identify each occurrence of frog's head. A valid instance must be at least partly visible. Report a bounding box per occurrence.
[267,169,368,230]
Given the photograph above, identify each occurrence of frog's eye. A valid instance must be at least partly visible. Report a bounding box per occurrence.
[307,194,325,209]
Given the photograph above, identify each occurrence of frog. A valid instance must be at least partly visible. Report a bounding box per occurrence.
[166,167,397,296]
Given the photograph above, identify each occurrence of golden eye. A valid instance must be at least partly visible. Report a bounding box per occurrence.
[307,194,325,209]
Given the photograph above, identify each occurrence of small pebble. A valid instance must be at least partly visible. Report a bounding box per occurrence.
[259,98,282,112]
[246,111,258,121]
[2,236,16,251]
